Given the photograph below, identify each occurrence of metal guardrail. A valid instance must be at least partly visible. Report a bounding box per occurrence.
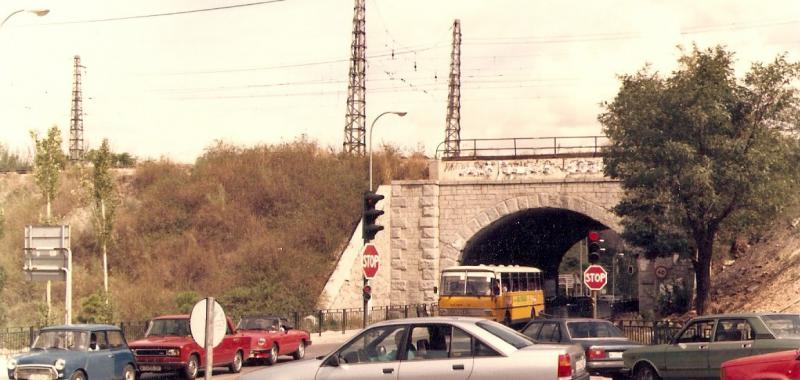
[436,136,610,160]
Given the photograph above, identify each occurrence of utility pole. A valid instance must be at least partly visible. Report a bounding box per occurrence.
[343,0,367,155]
[443,19,462,157]
[69,55,85,162]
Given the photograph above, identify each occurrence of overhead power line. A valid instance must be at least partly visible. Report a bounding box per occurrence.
[46,0,288,25]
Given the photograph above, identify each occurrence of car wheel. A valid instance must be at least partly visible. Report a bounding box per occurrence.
[123,364,136,380]
[266,343,279,366]
[292,341,306,360]
[183,354,199,379]
[634,364,661,380]
[69,370,86,380]
[228,350,243,373]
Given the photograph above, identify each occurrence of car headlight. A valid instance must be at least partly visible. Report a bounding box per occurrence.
[166,348,180,356]
[7,359,16,370]
[258,338,266,346]
[54,359,66,370]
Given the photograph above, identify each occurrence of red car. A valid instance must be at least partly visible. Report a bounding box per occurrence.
[236,315,312,365]
[721,349,800,380]
[129,314,251,379]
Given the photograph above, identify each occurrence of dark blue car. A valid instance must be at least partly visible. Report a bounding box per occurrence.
[8,324,137,380]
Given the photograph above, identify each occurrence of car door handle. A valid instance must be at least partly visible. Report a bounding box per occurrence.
[382,368,394,374]
[698,345,708,350]
[107,354,114,358]
[742,343,752,348]
[453,364,465,370]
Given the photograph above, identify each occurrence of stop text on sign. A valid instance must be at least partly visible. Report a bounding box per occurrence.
[362,244,380,279]
[584,272,607,282]
[583,264,608,290]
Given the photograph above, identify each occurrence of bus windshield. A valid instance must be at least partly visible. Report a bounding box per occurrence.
[441,271,495,296]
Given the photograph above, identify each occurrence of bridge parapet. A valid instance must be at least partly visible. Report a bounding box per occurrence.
[436,136,609,160]
[431,156,607,182]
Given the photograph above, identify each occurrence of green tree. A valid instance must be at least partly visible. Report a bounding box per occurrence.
[89,139,119,293]
[175,291,200,313]
[31,126,66,223]
[77,291,114,324]
[599,46,800,315]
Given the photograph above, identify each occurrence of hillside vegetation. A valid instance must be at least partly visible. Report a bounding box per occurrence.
[0,139,427,326]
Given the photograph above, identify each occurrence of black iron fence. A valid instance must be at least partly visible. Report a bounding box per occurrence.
[436,136,610,160]
[617,320,684,345]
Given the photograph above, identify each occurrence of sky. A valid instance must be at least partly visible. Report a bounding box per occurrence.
[1,0,798,163]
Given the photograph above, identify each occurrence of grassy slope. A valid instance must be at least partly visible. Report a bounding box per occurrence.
[0,140,427,326]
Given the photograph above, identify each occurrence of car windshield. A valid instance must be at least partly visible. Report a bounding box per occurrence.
[763,314,800,338]
[238,317,281,331]
[567,321,625,339]
[32,330,89,351]
[476,320,534,349]
[441,271,495,296]
[146,319,191,337]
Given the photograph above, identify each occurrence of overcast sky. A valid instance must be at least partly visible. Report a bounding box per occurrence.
[1,0,798,163]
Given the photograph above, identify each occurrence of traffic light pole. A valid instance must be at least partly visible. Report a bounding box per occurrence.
[363,276,369,328]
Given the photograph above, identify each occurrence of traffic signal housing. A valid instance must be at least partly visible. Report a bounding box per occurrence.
[587,230,605,264]
[363,191,385,242]
[363,285,372,301]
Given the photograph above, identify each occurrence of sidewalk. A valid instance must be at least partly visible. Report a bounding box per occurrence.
[309,328,361,345]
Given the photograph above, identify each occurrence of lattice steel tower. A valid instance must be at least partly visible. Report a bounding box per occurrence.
[69,55,85,162]
[343,0,367,155]
[443,19,462,157]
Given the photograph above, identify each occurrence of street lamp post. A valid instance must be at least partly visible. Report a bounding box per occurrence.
[1,9,49,30]
[369,111,407,191]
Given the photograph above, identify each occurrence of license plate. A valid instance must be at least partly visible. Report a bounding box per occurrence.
[139,365,162,372]
[29,375,51,380]
[609,352,623,359]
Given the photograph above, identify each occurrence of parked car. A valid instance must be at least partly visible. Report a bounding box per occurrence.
[521,317,642,380]
[721,349,800,380]
[7,324,137,380]
[128,314,251,379]
[623,313,800,380]
[240,316,589,380]
[236,315,311,365]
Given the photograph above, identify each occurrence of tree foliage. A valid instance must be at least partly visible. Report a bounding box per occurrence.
[600,46,800,315]
[89,139,118,249]
[31,126,66,222]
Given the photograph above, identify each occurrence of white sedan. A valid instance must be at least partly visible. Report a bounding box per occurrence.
[240,316,589,380]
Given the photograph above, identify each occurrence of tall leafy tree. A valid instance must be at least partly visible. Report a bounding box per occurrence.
[31,126,66,222]
[89,139,118,295]
[600,46,800,315]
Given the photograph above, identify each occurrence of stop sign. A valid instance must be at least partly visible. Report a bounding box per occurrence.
[362,244,380,279]
[583,265,608,290]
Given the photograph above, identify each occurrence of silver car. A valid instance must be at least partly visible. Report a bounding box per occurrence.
[240,316,589,380]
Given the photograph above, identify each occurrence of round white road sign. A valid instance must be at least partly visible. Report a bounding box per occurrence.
[189,299,227,348]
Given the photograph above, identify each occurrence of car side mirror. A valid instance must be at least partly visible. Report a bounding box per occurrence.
[325,355,340,367]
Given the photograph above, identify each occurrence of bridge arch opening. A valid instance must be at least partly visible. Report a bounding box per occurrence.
[460,207,611,298]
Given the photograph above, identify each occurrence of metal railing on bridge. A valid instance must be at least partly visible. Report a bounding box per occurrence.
[436,136,610,160]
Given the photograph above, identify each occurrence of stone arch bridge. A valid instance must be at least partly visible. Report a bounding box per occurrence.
[317,139,687,313]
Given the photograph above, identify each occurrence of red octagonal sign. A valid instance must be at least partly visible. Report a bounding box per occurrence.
[584,264,608,291]
[362,244,380,279]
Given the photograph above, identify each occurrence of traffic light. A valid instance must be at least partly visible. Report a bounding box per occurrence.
[587,230,605,264]
[362,191,385,242]
[362,285,372,301]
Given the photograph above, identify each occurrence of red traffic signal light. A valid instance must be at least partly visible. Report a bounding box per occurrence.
[363,191,385,243]
[587,230,604,264]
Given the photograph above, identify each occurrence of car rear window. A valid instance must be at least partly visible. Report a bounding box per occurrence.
[762,314,800,338]
[567,321,625,339]
[476,320,534,349]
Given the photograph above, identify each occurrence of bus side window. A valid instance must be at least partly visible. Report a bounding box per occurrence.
[500,274,511,293]
[510,273,519,292]
[524,273,532,291]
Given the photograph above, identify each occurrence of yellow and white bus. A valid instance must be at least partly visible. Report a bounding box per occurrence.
[436,265,545,325]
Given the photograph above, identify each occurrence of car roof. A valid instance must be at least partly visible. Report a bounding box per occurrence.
[154,314,190,320]
[529,318,613,323]
[442,265,542,273]
[369,316,487,327]
[692,312,793,320]
[41,324,121,331]
[241,315,283,319]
